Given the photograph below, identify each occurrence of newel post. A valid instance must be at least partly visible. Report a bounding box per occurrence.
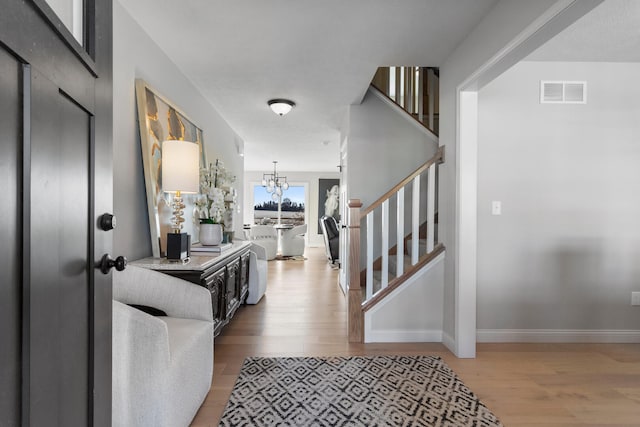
[347,199,363,343]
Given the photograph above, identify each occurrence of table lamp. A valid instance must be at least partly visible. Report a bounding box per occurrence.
[162,140,200,260]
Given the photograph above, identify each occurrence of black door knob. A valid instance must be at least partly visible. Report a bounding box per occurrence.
[98,254,127,274]
[99,213,117,231]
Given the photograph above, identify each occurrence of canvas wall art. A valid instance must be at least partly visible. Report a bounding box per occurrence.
[317,178,340,233]
[135,79,206,257]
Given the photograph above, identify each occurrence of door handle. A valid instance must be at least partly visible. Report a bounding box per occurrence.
[98,254,127,274]
[99,213,116,231]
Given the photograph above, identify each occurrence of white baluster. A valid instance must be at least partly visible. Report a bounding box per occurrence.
[381,200,389,290]
[366,212,374,299]
[395,67,401,105]
[418,68,424,123]
[427,68,436,131]
[407,67,414,114]
[396,187,404,277]
[412,176,420,265]
[427,164,436,253]
[389,66,396,102]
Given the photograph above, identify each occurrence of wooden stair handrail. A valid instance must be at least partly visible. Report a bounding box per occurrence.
[361,244,445,312]
[360,146,444,218]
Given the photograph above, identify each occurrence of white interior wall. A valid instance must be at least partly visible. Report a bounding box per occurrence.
[439,0,560,356]
[365,254,445,343]
[346,88,438,267]
[347,89,438,209]
[243,170,340,247]
[112,1,244,260]
[477,61,640,336]
[438,0,600,357]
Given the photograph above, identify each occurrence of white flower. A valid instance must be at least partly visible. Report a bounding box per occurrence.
[198,159,235,225]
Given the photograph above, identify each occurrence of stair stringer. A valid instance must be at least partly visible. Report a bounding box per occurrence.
[364,251,445,343]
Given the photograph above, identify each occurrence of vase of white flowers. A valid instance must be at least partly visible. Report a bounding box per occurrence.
[196,159,235,245]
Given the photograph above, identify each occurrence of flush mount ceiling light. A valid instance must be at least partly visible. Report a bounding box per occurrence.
[268,99,295,116]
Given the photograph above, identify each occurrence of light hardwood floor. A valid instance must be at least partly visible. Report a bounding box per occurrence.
[191,247,640,426]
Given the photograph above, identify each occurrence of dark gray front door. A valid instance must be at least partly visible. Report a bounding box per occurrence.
[0,1,113,426]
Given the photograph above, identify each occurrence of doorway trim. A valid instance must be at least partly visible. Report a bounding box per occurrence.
[453,0,603,358]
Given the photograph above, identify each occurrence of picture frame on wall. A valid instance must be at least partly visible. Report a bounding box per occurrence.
[135,79,207,258]
[317,178,340,233]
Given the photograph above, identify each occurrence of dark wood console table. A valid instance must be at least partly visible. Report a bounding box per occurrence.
[131,241,251,337]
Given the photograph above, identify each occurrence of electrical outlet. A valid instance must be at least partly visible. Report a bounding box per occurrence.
[491,201,502,216]
[632,292,640,306]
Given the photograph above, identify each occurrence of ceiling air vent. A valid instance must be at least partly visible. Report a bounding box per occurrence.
[540,81,587,104]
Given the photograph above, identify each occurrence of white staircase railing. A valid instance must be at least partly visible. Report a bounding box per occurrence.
[347,147,444,342]
[371,67,439,135]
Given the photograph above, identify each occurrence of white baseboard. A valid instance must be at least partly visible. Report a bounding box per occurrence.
[442,332,456,353]
[364,329,442,343]
[477,329,640,343]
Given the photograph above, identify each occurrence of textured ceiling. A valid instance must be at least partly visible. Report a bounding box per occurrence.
[118,0,497,171]
[527,0,640,62]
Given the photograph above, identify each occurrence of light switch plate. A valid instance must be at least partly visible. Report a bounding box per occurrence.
[632,292,640,306]
[491,201,502,216]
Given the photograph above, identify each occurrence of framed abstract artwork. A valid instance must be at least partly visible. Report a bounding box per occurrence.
[135,79,206,257]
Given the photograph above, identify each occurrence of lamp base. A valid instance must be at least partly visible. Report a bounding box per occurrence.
[166,232,190,261]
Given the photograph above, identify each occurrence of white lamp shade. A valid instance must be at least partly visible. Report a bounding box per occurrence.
[161,140,200,193]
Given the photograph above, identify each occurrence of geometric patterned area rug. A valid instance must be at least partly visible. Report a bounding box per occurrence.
[219,355,503,426]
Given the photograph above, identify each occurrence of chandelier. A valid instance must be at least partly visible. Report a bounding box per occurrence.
[261,161,289,201]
